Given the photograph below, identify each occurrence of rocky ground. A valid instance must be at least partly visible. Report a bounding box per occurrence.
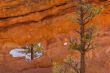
[0,0,110,73]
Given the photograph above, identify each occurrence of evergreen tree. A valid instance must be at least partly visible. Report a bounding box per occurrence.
[69,0,102,73]
[22,43,44,60]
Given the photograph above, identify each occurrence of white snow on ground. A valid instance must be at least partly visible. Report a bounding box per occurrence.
[10,48,43,61]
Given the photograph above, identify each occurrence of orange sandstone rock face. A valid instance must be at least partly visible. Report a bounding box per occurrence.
[0,0,110,73]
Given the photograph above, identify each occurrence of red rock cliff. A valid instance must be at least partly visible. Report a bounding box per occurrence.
[0,0,110,73]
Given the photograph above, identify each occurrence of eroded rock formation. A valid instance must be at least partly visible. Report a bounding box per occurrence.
[0,0,110,73]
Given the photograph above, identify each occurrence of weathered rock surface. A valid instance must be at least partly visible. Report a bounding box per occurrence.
[0,0,110,73]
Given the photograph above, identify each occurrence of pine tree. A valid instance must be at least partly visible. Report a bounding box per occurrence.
[69,0,102,73]
[22,43,44,60]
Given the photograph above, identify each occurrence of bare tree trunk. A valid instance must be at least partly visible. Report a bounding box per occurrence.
[80,52,85,73]
[30,46,34,60]
[78,0,86,73]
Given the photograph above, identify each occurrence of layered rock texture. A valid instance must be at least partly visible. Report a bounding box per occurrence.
[0,0,110,73]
